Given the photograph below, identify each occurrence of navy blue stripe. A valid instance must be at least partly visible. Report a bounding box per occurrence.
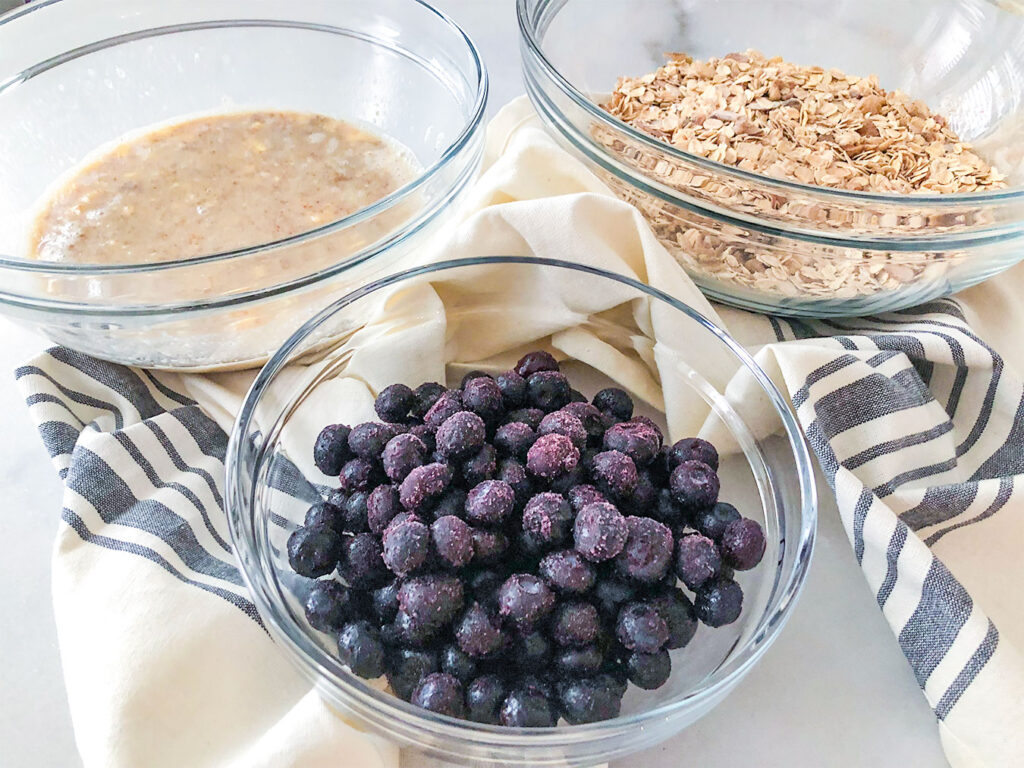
[25,393,87,428]
[970,391,1024,478]
[15,365,124,430]
[815,368,933,441]
[901,482,979,532]
[767,316,786,342]
[37,421,83,463]
[143,370,196,407]
[852,488,873,564]
[48,347,165,420]
[843,421,953,470]
[873,457,959,498]
[876,523,909,608]
[167,408,229,463]
[925,477,1014,546]
[934,620,999,721]
[145,418,227,516]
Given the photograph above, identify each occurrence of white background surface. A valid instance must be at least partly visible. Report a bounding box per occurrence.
[0,1,950,766]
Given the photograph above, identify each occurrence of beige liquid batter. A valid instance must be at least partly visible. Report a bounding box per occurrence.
[30,110,420,264]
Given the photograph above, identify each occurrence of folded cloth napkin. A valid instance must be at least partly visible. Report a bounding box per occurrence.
[17,98,1024,768]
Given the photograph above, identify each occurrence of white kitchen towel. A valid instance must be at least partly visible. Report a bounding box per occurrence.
[17,98,1024,768]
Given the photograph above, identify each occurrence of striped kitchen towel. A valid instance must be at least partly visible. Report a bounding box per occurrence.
[16,97,1024,767]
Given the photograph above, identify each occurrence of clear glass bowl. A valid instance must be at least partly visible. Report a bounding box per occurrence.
[0,0,486,369]
[519,0,1024,317]
[225,257,816,767]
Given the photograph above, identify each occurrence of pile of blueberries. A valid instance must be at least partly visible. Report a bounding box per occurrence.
[287,351,765,727]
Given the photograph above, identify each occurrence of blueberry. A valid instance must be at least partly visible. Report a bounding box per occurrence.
[465,480,515,526]
[423,390,464,431]
[669,460,720,510]
[496,458,533,508]
[341,491,370,533]
[375,383,414,423]
[515,630,553,671]
[366,484,401,535]
[287,526,342,578]
[436,411,486,461]
[668,437,719,472]
[650,487,684,526]
[500,689,556,728]
[387,647,439,701]
[695,576,743,627]
[340,533,388,589]
[462,376,504,423]
[693,501,741,542]
[602,421,661,466]
[466,675,506,724]
[471,528,509,564]
[518,674,555,700]
[554,644,604,676]
[304,500,344,532]
[526,433,580,479]
[455,601,505,658]
[313,424,352,475]
[338,620,385,679]
[538,411,587,451]
[371,579,401,623]
[573,502,628,562]
[558,677,623,724]
[628,415,663,445]
[514,350,559,378]
[615,516,674,584]
[721,518,766,570]
[627,650,671,690]
[431,515,474,569]
[460,370,493,388]
[430,487,467,520]
[503,408,545,431]
[440,643,478,684]
[392,608,440,647]
[348,422,396,460]
[304,580,354,632]
[649,446,672,486]
[547,463,587,496]
[381,433,427,483]
[592,388,633,421]
[625,469,658,515]
[411,673,465,718]
[408,424,436,453]
[411,382,447,420]
[591,578,637,619]
[590,450,638,501]
[381,516,430,576]
[539,549,596,594]
[398,574,464,632]
[494,422,536,460]
[569,388,587,403]
[566,484,606,514]
[674,533,722,590]
[551,601,601,647]
[461,443,497,487]
[498,573,556,629]
[399,463,452,511]
[496,370,527,409]
[616,602,669,653]
[522,492,573,549]
[527,371,572,412]
[339,458,376,493]
[467,569,504,609]
[651,587,698,650]
[561,402,606,445]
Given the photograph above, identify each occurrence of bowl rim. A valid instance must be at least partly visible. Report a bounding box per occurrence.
[0,0,489,274]
[225,255,818,746]
[516,0,1024,205]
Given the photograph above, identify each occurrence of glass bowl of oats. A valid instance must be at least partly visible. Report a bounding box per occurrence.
[0,0,487,369]
[519,0,1024,316]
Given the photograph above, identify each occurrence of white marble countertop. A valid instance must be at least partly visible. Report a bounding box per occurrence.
[0,1,950,766]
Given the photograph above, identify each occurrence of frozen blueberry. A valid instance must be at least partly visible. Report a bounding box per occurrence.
[625,470,658,516]
[694,501,741,542]
[339,458,376,493]
[515,630,553,671]
[348,422,396,461]
[411,673,465,718]
[461,443,497,487]
[567,484,606,514]
[668,437,719,472]
[721,518,766,570]
[554,645,604,677]
[616,602,669,653]
[522,492,573,549]
[498,573,556,629]
[629,415,663,444]
[526,433,580,479]
[423,390,464,431]
[381,433,427,483]
[381,516,430,576]
[411,382,447,420]
[398,574,464,631]
[375,383,414,423]
[455,601,505,658]
[430,487,467,520]
[337,491,367,533]
[527,370,572,412]
[387,647,439,701]
[500,689,556,728]
[440,643,478,684]
[304,580,354,632]
[458,369,491,388]
[515,350,559,378]
[558,677,623,724]
[436,411,486,461]
[648,446,672,486]
[674,533,722,590]
[547,463,587,496]
[573,502,628,562]
[471,528,509,564]
[615,516,673,584]
[650,487,684,526]
[313,424,352,475]
[467,569,504,609]
[494,422,536,461]
[590,450,638,501]
[518,675,554,700]
[627,650,671,690]
[496,370,527,409]
[539,549,597,594]
[340,533,388,589]
[503,408,544,430]
[372,579,401,623]
[603,421,661,466]
[304,500,344,532]
[399,463,452,511]
[669,460,720,510]
[391,608,440,647]
[592,388,633,421]
[431,515,474,569]
[650,587,698,650]
[538,411,587,451]
[408,424,436,453]
[551,601,601,647]
[338,620,385,679]
[287,526,342,578]
[465,480,515,526]
[462,376,504,423]
[366,484,402,535]
[466,675,506,724]
[695,576,744,627]
[496,458,533,508]
[591,578,637,619]
[561,402,606,445]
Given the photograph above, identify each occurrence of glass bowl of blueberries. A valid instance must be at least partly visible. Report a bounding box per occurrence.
[226,256,816,766]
